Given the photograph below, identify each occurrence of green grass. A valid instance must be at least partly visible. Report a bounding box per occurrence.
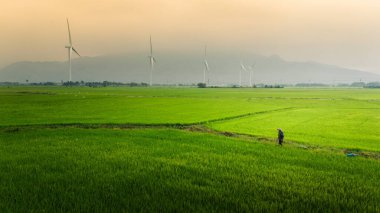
[1,86,380,151]
[0,87,290,125]
[1,86,380,211]
[1,127,379,212]
[210,107,380,151]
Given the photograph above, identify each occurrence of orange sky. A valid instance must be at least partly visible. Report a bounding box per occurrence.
[2,0,380,73]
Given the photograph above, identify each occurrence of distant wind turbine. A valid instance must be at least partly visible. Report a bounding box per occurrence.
[240,62,247,87]
[203,45,209,84]
[248,63,256,87]
[65,18,80,82]
[148,35,156,86]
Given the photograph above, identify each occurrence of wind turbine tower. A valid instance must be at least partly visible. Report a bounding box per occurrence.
[203,45,210,84]
[240,62,247,87]
[148,36,156,86]
[65,18,81,82]
[249,63,256,87]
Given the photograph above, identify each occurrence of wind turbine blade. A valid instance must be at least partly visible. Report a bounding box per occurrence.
[240,64,247,71]
[67,18,72,45]
[149,57,155,64]
[150,35,153,56]
[72,47,80,57]
[204,45,207,58]
[204,60,209,71]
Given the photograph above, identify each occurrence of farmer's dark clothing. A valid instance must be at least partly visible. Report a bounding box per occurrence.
[278,130,284,145]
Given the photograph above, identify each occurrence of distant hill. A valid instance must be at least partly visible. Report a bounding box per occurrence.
[1,52,380,85]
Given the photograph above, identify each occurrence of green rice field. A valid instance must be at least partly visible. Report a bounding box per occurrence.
[1,86,380,211]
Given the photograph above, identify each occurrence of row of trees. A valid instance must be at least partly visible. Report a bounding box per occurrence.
[197,83,284,88]
[364,82,380,88]
[294,82,380,88]
[197,82,380,88]
[0,81,148,87]
[62,81,148,87]
[1,81,380,88]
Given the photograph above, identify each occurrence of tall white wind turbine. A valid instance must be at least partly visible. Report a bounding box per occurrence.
[249,63,256,87]
[240,62,247,87]
[65,18,80,82]
[203,45,210,84]
[148,36,156,86]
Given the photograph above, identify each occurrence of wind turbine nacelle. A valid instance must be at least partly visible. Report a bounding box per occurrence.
[65,45,71,48]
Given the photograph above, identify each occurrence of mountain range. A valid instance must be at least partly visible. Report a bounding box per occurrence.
[1,51,380,85]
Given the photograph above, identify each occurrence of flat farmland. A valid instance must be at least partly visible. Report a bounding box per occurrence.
[0,87,291,125]
[210,107,380,151]
[1,86,380,211]
[2,87,380,151]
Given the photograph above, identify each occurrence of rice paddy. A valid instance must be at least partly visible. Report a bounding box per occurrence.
[1,86,380,211]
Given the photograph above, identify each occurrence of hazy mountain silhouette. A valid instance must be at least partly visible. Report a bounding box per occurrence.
[1,52,379,85]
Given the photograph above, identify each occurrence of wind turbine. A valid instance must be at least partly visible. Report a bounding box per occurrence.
[148,35,156,86]
[203,45,210,84]
[248,63,256,87]
[65,18,80,82]
[240,62,247,87]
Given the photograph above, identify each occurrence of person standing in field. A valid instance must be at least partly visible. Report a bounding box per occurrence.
[277,128,284,145]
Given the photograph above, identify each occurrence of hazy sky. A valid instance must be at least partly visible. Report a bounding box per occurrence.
[2,0,380,73]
